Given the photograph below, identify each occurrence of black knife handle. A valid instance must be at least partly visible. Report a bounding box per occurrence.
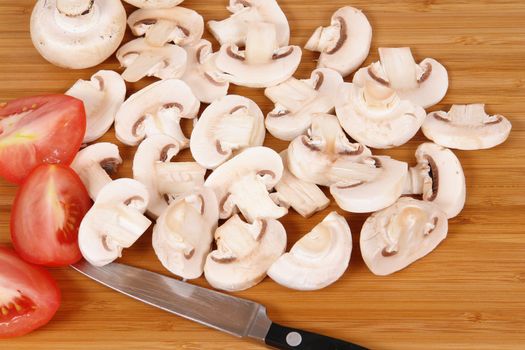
[264,322,368,350]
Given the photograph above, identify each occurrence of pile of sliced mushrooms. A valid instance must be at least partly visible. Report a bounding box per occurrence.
[31,0,512,291]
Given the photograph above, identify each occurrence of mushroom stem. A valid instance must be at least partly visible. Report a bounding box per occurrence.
[145,19,179,47]
[77,162,113,200]
[99,203,152,248]
[143,107,189,148]
[378,47,418,90]
[155,162,206,195]
[121,53,166,83]
[265,78,317,111]
[214,109,256,150]
[245,22,277,64]
[402,166,425,195]
[329,159,380,184]
[304,24,340,52]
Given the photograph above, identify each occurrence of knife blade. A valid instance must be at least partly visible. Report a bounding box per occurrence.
[72,260,368,350]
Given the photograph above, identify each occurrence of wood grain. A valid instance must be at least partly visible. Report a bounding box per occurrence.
[1,1,524,349]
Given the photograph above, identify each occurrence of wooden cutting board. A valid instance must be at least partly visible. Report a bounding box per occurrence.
[1,1,524,349]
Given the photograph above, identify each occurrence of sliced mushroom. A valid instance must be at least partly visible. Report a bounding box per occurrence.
[123,0,183,8]
[190,95,265,169]
[153,187,219,279]
[422,104,512,150]
[305,6,372,77]
[128,7,204,47]
[116,38,187,83]
[330,156,407,213]
[66,70,126,143]
[287,113,378,187]
[133,134,206,218]
[181,39,229,104]
[115,79,200,147]
[30,0,126,69]
[267,212,351,290]
[353,47,448,108]
[208,0,290,46]
[215,22,302,88]
[270,150,330,218]
[78,178,152,267]
[204,215,286,291]
[335,81,426,149]
[360,197,448,276]
[204,146,287,222]
[265,68,344,141]
[71,142,122,200]
[403,143,466,219]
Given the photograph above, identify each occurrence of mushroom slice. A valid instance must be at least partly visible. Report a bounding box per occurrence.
[360,197,448,276]
[270,151,330,218]
[287,114,378,187]
[267,212,351,290]
[208,0,290,47]
[353,47,448,108]
[215,22,302,88]
[153,187,219,280]
[30,0,126,69]
[116,38,187,83]
[181,40,229,104]
[404,143,466,219]
[422,104,512,150]
[128,7,204,47]
[330,156,407,213]
[133,134,206,218]
[71,142,122,200]
[78,178,152,267]
[204,146,287,222]
[115,79,200,147]
[123,0,183,9]
[66,70,126,143]
[305,6,372,77]
[204,215,287,291]
[190,95,265,169]
[265,68,344,141]
[335,82,426,149]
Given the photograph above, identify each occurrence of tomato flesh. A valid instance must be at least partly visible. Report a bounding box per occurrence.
[11,164,92,266]
[0,246,60,338]
[0,95,86,183]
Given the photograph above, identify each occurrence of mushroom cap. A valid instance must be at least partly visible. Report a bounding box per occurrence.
[330,156,408,213]
[265,68,344,141]
[360,197,448,276]
[152,187,219,280]
[181,39,229,104]
[128,7,204,47]
[304,6,372,77]
[353,47,449,109]
[286,114,377,186]
[335,82,426,149]
[190,95,265,170]
[66,70,126,143]
[115,79,200,147]
[30,0,127,69]
[204,215,287,291]
[267,211,351,290]
[208,0,290,47]
[215,22,302,88]
[116,38,188,83]
[71,142,122,200]
[204,146,287,222]
[122,0,184,9]
[78,178,152,267]
[421,104,512,150]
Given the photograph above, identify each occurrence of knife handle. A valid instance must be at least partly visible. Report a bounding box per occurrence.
[264,322,368,350]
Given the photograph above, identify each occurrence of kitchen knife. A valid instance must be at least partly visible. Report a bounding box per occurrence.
[72,260,368,350]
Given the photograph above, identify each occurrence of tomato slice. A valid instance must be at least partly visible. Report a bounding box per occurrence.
[0,95,86,183]
[0,246,61,338]
[11,164,92,266]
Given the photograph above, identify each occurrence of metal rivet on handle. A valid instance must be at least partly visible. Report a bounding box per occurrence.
[286,331,302,347]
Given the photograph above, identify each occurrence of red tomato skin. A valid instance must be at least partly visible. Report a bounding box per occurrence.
[0,95,86,184]
[0,246,61,339]
[11,164,92,267]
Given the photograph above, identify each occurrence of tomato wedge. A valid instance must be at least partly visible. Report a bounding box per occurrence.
[0,95,86,183]
[0,246,61,338]
[11,164,92,266]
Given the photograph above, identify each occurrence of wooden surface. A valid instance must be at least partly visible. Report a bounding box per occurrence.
[1,1,525,349]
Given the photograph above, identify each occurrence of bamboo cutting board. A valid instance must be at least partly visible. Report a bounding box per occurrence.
[1,1,525,349]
